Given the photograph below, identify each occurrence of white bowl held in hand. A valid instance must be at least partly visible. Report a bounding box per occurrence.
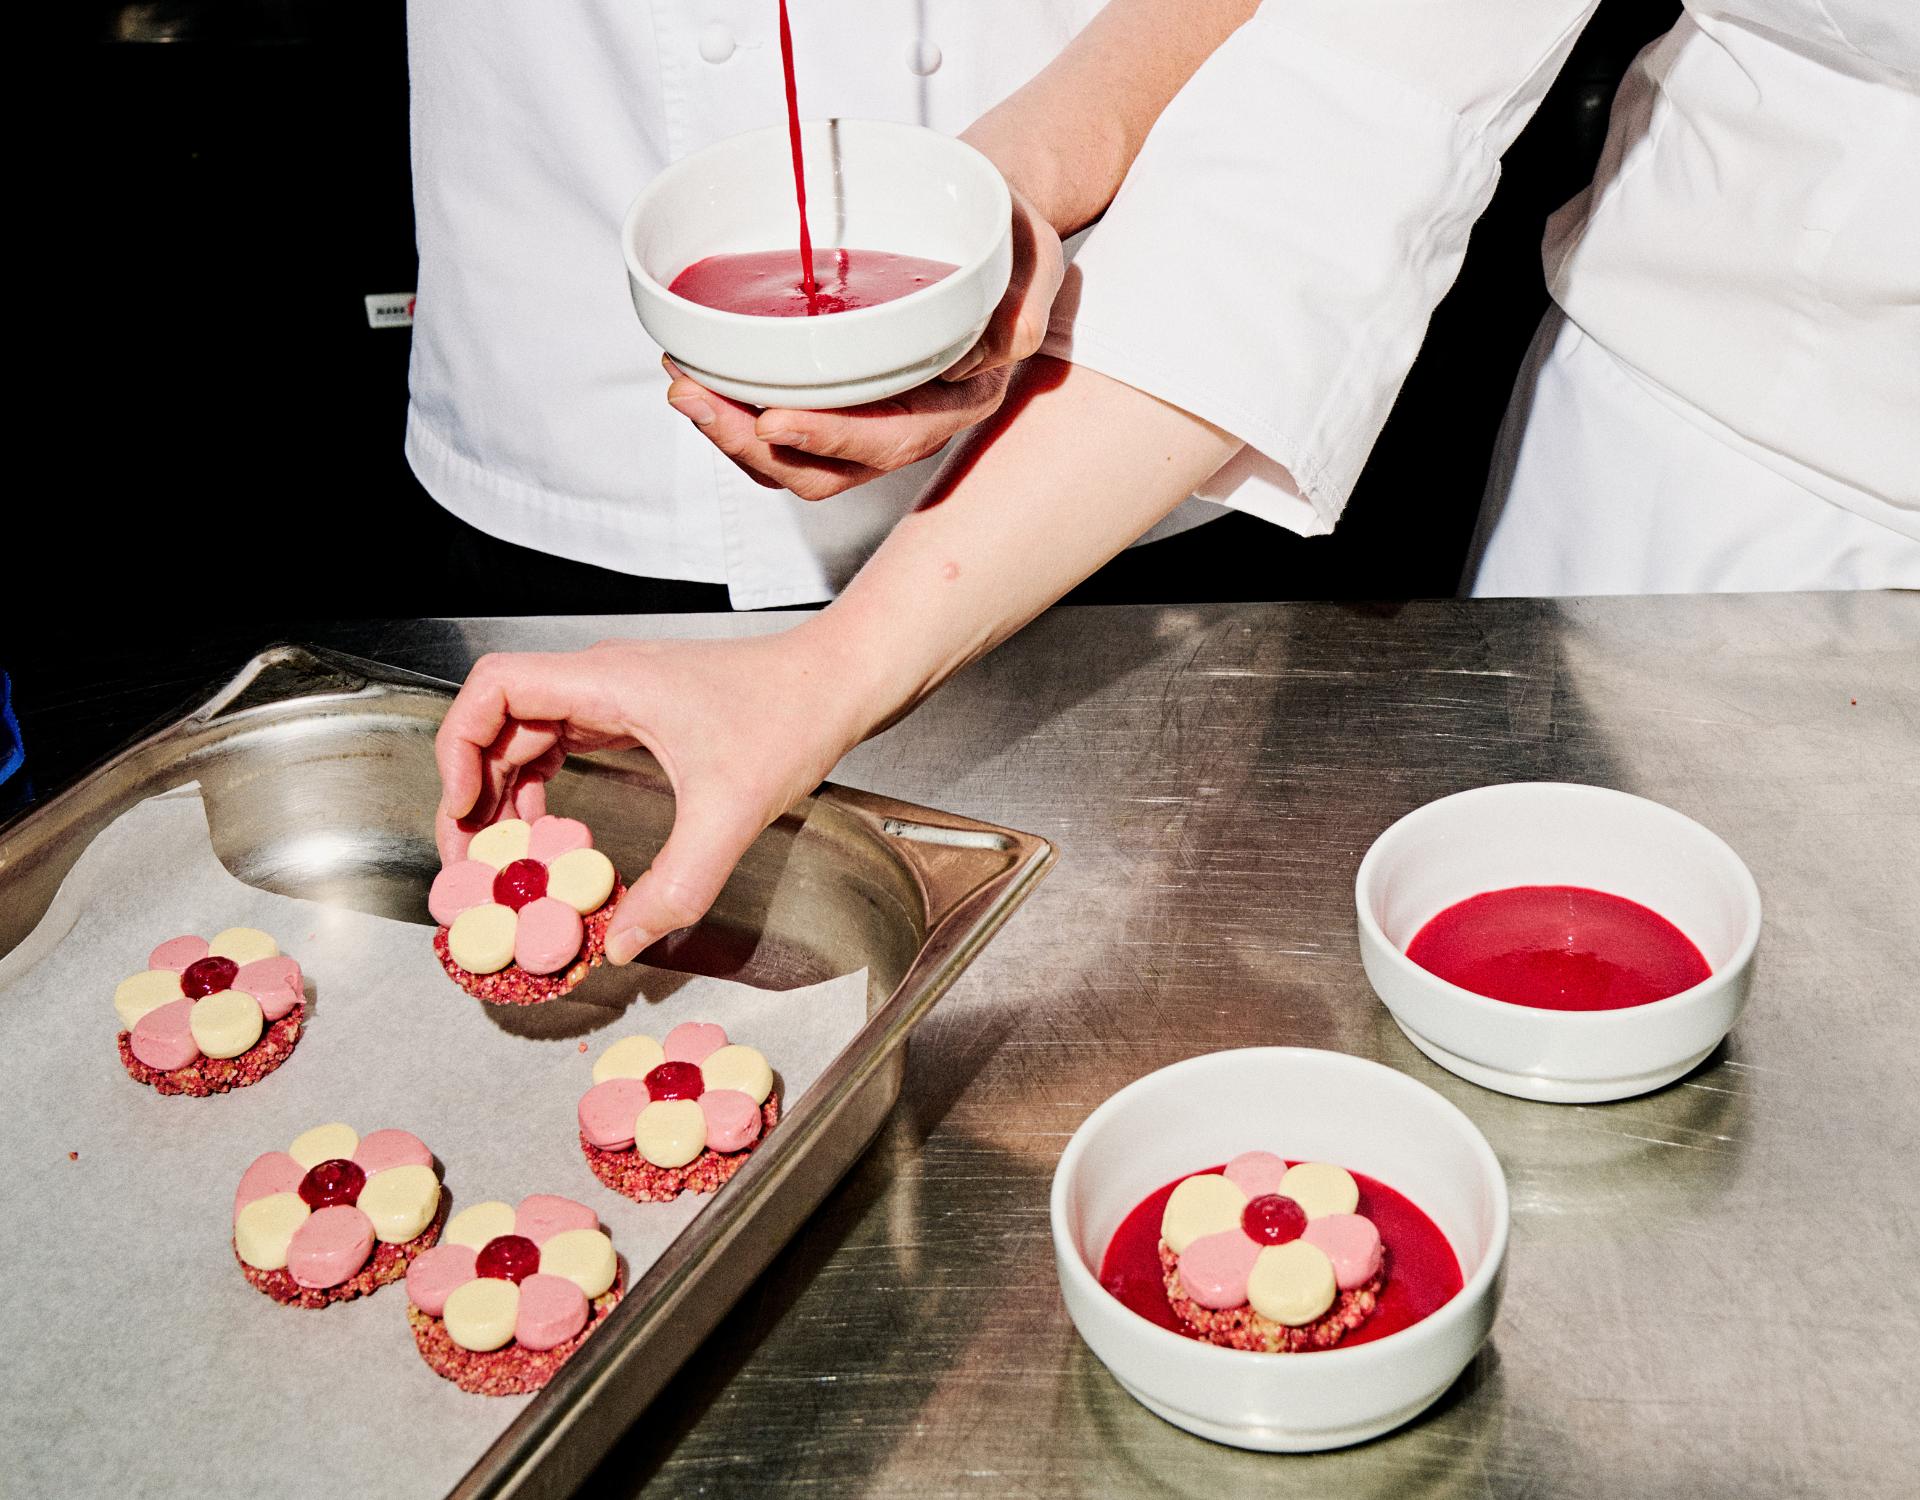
[1051,1047,1508,1451]
[1355,782,1763,1103]
[623,118,1013,410]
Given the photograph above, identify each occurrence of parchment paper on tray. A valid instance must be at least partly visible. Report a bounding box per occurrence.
[0,784,868,1499]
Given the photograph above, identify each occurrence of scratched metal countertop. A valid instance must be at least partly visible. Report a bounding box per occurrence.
[84,595,1920,1496]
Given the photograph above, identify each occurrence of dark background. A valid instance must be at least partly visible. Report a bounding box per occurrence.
[12,0,1680,813]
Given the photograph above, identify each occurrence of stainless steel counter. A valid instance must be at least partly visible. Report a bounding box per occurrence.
[145,597,1920,1495]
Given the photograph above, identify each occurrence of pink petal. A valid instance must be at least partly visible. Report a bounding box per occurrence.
[663,1021,728,1066]
[287,1205,375,1290]
[130,999,199,1071]
[527,816,592,862]
[1223,1150,1290,1199]
[513,896,583,975]
[234,1151,306,1222]
[1301,1213,1384,1291]
[1177,1229,1263,1310]
[515,1194,598,1245]
[234,955,303,1021]
[428,860,499,927]
[148,935,210,972]
[353,1129,433,1175]
[578,1078,650,1150]
[514,1273,589,1351]
[406,1242,478,1316]
[698,1089,763,1154]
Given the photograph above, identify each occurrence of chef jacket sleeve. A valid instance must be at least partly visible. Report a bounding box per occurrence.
[1040,0,1602,535]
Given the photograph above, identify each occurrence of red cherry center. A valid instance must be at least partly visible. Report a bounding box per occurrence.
[1241,1193,1307,1246]
[475,1234,542,1285]
[644,1060,705,1101]
[298,1158,367,1210]
[491,858,549,912]
[180,955,239,998]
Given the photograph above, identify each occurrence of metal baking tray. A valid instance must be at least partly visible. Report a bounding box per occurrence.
[0,645,1055,1498]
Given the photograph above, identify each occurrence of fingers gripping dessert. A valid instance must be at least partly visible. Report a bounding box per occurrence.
[405,1195,623,1395]
[233,1124,446,1308]
[1160,1153,1386,1352]
[577,1023,778,1202]
[430,816,624,1004]
[113,928,305,1096]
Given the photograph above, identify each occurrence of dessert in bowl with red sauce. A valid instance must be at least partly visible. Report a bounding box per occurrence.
[1357,783,1762,1102]
[1053,1048,1508,1452]
[1103,1154,1463,1357]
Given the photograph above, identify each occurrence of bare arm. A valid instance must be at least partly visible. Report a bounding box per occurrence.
[800,357,1242,718]
[437,358,1241,962]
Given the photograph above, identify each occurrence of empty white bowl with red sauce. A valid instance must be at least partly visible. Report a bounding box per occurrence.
[1051,1048,1508,1451]
[1356,783,1762,1103]
[623,118,1013,409]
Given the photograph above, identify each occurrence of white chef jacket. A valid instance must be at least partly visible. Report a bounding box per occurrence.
[1044,1,1920,568]
[1468,306,1920,593]
[406,0,1190,611]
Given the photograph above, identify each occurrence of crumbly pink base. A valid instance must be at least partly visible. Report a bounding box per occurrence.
[235,1197,449,1309]
[579,1095,781,1203]
[1160,1240,1385,1352]
[433,881,625,1006]
[409,1272,626,1396]
[117,1004,304,1097]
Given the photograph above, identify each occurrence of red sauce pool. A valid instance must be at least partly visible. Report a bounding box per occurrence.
[669,248,957,317]
[1405,885,1710,1011]
[1099,1165,1463,1348]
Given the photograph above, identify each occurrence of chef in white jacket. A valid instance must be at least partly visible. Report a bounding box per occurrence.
[674,1,1919,596]
[1034,0,1920,594]
[407,0,1234,611]
[429,1,1917,965]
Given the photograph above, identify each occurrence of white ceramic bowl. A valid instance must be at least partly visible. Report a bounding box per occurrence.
[623,118,1013,409]
[1051,1047,1508,1452]
[1356,782,1762,1103]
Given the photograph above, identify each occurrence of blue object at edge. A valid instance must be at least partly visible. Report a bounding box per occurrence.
[0,671,23,786]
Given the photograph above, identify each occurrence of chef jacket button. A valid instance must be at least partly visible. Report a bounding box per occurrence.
[698,23,735,64]
[907,40,942,76]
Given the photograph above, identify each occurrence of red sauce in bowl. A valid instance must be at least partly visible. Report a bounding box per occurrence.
[668,248,957,317]
[1405,885,1710,1010]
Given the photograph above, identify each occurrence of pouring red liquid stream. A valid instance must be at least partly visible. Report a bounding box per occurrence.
[666,3,958,317]
[777,0,816,304]
[1405,885,1711,1010]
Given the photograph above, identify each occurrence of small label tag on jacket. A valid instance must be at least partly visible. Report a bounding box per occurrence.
[364,292,416,328]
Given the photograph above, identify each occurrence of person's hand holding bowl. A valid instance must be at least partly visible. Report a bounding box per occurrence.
[665,179,1063,501]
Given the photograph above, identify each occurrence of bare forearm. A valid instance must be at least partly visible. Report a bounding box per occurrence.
[796,358,1243,732]
[962,0,1260,235]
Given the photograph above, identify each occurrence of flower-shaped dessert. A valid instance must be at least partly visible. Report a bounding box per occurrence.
[577,1023,778,1202]
[404,1195,623,1395]
[232,1123,446,1308]
[430,815,624,1004]
[1159,1153,1386,1352]
[113,928,305,1096]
